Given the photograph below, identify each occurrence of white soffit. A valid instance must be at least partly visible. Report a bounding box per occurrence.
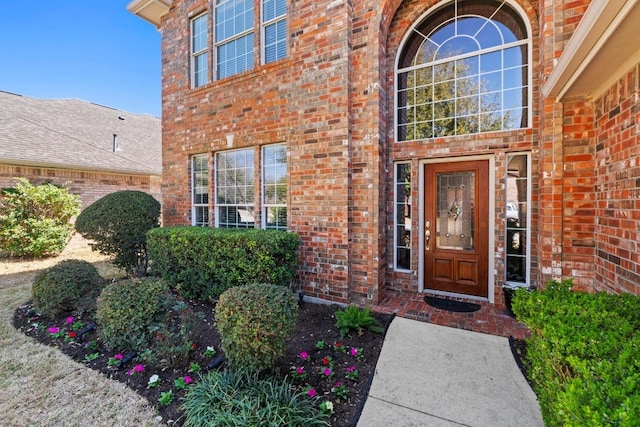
[542,0,640,101]
[127,0,172,28]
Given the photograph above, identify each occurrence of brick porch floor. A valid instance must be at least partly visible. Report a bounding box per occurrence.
[371,291,530,340]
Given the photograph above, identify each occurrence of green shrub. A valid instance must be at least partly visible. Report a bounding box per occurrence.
[335,305,383,338]
[181,369,329,427]
[96,278,171,352]
[513,279,640,426]
[75,190,160,277]
[215,283,298,372]
[0,178,80,257]
[31,259,103,316]
[147,226,300,300]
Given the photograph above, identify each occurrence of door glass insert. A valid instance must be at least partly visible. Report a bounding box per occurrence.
[435,171,475,250]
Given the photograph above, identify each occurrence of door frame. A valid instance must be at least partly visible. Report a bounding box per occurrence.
[418,155,495,303]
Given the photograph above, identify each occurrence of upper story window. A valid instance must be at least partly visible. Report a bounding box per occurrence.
[191,14,209,88]
[396,0,530,141]
[215,0,255,79]
[262,0,287,64]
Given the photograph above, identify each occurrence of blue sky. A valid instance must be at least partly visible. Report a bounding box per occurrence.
[0,1,162,117]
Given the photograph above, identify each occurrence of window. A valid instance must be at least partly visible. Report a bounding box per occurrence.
[191,154,209,226]
[394,163,412,270]
[215,0,255,79]
[396,0,530,141]
[262,144,287,230]
[191,14,209,88]
[505,153,530,286]
[216,148,255,228]
[262,0,287,64]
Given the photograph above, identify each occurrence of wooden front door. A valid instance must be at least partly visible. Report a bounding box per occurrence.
[424,160,489,298]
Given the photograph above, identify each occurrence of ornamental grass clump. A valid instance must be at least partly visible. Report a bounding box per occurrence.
[32,259,104,316]
[215,283,298,372]
[181,369,328,427]
[334,305,383,338]
[96,277,171,352]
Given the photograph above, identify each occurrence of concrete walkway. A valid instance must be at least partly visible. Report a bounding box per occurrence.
[358,317,543,427]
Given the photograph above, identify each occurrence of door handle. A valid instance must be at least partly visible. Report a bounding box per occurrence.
[425,226,431,251]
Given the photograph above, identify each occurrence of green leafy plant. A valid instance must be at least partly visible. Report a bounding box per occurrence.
[215,283,298,372]
[181,370,329,427]
[75,190,160,277]
[31,259,104,316]
[95,278,171,352]
[0,178,81,257]
[147,226,300,300]
[334,305,383,338]
[83,352,99,363]
[513,279,640,426]
[158,389,174,406]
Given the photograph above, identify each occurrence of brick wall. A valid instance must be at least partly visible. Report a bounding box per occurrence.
[0,164,160,209]
[593,64,640,295]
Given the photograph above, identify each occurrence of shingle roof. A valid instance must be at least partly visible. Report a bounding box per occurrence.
[0,90,161,175]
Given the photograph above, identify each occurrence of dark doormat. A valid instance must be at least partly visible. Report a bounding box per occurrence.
[424,295,481,313]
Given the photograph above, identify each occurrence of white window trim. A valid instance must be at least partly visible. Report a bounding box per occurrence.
[505,151,531,288]
[393,0,533,142]
[214,0,255,80]
[214,148,255,228]
[260,0,287,65]
[190,13,209,89]
[191,154,209,226]
[394,162,412,272]
[261,143,287,230]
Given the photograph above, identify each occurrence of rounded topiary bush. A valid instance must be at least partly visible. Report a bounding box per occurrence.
[32,259,103,316]
[215,283,298,372]
[96,277,171,352]
[75,190,160,277]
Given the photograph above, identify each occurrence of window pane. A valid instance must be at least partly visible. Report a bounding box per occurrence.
[192,154,209,226]
[263,144,287,230]
[506,153,529,285]
[394,163,411,270]
[265,20,286,63]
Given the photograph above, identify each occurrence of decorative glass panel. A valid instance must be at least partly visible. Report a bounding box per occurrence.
[394,163,411,270]
[505,153,530,285]
[435,171,475,250]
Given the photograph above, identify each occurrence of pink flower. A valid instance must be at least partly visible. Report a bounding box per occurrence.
[114,353,124,360]
[307,387,317,397]
[296,366,305,375]
[133,364,145,373]
[346,365,357,373]
[323,368,332,377]
[65,316,74,324]
[334,381,342,388]
[47,327,60,334]
[299,351,309,361]
[184,375,193,384]
[350,347,359,357]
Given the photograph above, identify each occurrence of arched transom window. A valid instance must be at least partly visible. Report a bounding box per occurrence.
[396,0,530,141]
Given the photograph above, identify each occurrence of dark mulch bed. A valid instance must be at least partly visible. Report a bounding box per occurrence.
[13,298,393,426]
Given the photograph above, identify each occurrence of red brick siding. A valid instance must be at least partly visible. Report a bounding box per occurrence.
[0,164,160,209]
[593,64,640,295]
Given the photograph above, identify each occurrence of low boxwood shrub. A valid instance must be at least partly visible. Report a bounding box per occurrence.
[75,190,160,277]
[147,226,300,300]
[96,277,172,352]
[513,279,640,426]
[181,369,329,427]
[0,178,80,257]
[215,283,298,372]
[32,259,104,316]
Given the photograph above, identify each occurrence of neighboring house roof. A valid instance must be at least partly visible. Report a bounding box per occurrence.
[0,90,161,176]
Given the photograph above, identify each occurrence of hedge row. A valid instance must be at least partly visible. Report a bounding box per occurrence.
[146,226,300,300]
[512,280,640,426]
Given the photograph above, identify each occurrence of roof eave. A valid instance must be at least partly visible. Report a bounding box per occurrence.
[0,159,161,178]
[127,0,172,28]
[542,0,640,101]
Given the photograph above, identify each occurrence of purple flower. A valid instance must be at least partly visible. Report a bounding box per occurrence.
[296,366,305,375]
[346,365,357,373]
[133,364,145,373]
[322,368,332,377]
[299,351,309,361]
[184,375,193,384]
[349,347,359,357]
[65,316,75,324]
[307,387,317,397]
[114,353,124,360]
[47,327,59,334]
